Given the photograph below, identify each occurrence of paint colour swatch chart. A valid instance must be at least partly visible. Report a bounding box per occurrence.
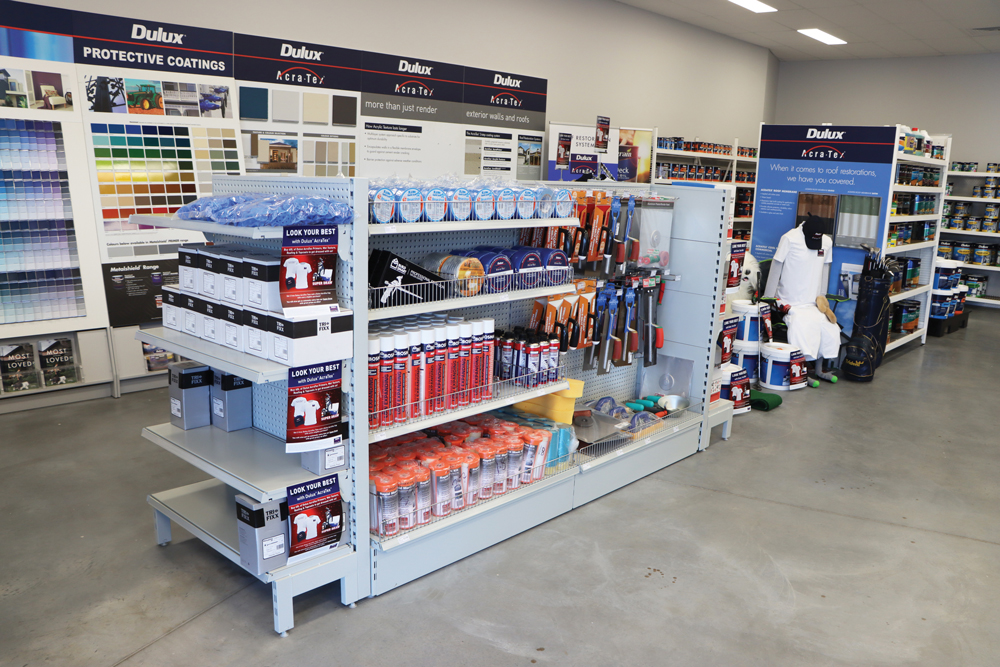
[0,118,86,325]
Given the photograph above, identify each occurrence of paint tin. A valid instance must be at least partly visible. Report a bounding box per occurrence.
[985,204,999,219]
[937,240,953,259]
[947,216,964,230]
[973,186,984,198]
[973,244,992,265]
[965,217,983,232]
[934,259,959,289]
[952,242,973,264]
[760,343,806,392]
[982,218,998,233]
[955,202,970,216]
[987,177,1000,189]
[930,290,951,319]
[732,339,760,380]
[988,163,1000,173]
[719,363,750,414]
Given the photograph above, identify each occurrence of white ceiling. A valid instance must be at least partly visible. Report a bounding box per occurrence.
[618,0,1000,61]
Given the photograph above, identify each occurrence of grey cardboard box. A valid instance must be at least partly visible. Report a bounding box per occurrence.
[235,494,288,575]
[300,421,350,474]
[168,361,212,430]
[211,371,253,432]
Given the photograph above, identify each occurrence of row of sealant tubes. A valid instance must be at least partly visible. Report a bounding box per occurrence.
[368,178,576,223]
[368,313,496,431]
[369,414,555,537]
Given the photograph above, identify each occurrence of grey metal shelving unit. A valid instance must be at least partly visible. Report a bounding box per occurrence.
[132,176,733,634]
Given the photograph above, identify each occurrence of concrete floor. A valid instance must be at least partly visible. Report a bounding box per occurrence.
[3,311,999,666]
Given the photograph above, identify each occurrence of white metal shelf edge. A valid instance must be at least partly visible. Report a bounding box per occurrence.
[896,154,948,167]
[957,262,1000,273]
[889,284,932,303]
[369,284,575,320]
[891,184,944,194]
[885,240,938,254]
[966,296,1000,307]
[369,217,579,235]
[135,328,290,384]
[938,229,1000,239]
[946,196,1000,204]
[888,214,941,223]
[130,215,285,239]
[885,327,927,352]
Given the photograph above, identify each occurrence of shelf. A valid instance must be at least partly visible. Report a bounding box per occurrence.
[372,465,579,551]
[130,215,286,239]
[656,148,735,160]
[733,216,753,222]
[369,379,570,444]
[369,217,578,235]
[143,423,318,502]
[652,179,732,189]
[947,171,996,178]
[888,213,941,223]
[135,327,290,384]
[896,153,947,167]
[945,196,1000,204]
[889,284,932,303]
[957,262,1000,273]
[891,184,943,194]
[967,296,1000,307]
[149,479,356,583]
[885,327,926,352]
[735,156,758,163]
[369,283,575,320]
[885,240,938,253]
[939,229,1000,239]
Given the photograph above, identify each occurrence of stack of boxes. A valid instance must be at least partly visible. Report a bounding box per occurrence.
[162,242,352,366]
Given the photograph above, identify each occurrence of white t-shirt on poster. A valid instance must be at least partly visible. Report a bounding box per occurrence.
[293,262,312,289]
[293,513,322,539]
[290,395,309,417]
[283,258,299,284]
[773,226,832,307]
[304,399,321,426]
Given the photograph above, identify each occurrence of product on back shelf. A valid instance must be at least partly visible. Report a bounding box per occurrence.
[369,186,396,223]
[235,494,289,575]
[419,253,485,297]
[369,249,448,308]
[211,371,253,432]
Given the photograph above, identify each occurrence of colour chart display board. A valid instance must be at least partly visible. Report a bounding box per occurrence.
[0,118,86,325]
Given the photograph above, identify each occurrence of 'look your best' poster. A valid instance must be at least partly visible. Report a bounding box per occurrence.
[280,226,339,311]
[286,473,343,565]
[286,361,343,453]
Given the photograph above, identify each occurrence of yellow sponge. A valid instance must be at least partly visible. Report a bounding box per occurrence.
[514,393,576,424]
[554,378,584,399]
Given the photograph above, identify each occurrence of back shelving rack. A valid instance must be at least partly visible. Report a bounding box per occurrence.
[882,132,952,351]
[131,176,731,634]
[941,167,1000,308]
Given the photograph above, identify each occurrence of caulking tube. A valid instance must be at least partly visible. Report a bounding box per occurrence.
[512,332,526,386]
[470,320,484,403]
[526,337,541,389]
[378,334,395,428]
[483,318,496,399]
[549,330,561,382]
[434,325,448,412]
[393,333,409,424]
[368,335,380,431]
[446,324,461,410]
[420,328,435,416]
[408,330,422,419]
[458,322,473,407]
[537,335,550,386]
[500,331,514,381]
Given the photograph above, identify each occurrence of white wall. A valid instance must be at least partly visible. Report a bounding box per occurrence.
[38,0,776,144]
[776,54,1000,165]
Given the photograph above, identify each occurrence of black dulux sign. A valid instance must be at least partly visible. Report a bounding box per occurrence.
[461,65,547,113]
[361,51,464,103]
[2,0,73,33]
[71,10,234,76]
[759,125,896,164]
[233,33,363,91]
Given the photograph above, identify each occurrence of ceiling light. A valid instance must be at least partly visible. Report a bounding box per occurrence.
[726,0,777,13]
[798,28,847,45]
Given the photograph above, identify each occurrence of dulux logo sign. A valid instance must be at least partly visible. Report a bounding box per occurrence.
[280,43,323,61]
[494,73,521,88]
[398,59,432,75]
[131,24,185,44]
[806,128,845,140]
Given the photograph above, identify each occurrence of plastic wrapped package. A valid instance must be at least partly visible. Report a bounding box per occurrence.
[175,193,269,221]
[212,195,355,227]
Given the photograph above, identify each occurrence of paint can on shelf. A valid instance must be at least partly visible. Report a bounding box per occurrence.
[930,289,952,319]
[760,343,805,392]
[934,259,959,289]
[973,244,993,266]
[966,217,983,231]
[937,241,953,260]
[952,242,973,264]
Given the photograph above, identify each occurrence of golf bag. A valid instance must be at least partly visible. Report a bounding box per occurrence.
[841,252,893,382]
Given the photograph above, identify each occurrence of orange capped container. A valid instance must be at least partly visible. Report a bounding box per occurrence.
[413,465,432,525]
[372,473,399,537]
[465,452,481,506]
[442,455,465,511]
[506,439,525,490]
[492,440,509,495]
[429,461,452,517]
[521,429,546,484]
[394,468,417,531]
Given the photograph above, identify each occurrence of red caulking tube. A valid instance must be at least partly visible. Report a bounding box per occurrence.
[408,330,422,419]
[393,332,409,424]
[368,335,380,431]
[537,335,550,386]
[471,320,484,403]
[513,333,526,386]
[458,322,472,407]
[420,328,435,416]
[446,324,461,409]
[434,324,448,413]
[378,334,395,428]
[526,337,541,389]
[483,318,495,399]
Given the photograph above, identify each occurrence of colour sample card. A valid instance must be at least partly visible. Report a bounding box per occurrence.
[302,134,355,178]
[0,118,86,325]
[90,123,240,238]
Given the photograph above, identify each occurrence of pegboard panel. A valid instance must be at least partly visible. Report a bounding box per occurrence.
[561,348,641,404]
[203,233,281,252]
[252,379,289,440]
[370,228,522,263]
[213,175,356,204]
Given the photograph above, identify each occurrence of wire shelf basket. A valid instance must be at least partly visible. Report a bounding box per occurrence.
[368,267,574,311]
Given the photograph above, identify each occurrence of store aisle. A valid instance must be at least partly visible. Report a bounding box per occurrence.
[3,311,999,667]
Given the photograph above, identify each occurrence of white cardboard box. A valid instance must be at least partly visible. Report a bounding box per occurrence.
[267,310,354,367]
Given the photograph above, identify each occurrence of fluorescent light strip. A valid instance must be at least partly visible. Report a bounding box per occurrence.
[798,28,847,45]
[727,0,777,13]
